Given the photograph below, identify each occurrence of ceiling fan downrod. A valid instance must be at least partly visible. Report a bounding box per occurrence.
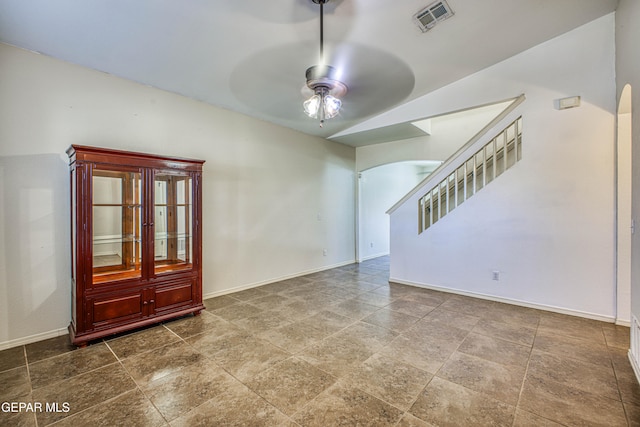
[304,0,346,127]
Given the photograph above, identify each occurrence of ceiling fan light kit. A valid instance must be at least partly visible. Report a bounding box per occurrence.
[304,0,347,127]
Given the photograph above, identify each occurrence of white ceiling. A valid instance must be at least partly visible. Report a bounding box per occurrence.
[0,0,618,146]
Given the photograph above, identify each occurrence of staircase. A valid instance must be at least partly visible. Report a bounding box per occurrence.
[418,116,522,233]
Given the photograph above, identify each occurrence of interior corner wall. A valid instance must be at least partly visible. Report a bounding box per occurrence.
[0,43,356,348]
[389,14,617,320]
[616,0,640,325]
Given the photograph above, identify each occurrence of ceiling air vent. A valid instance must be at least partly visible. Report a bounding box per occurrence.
[413,0,454,33]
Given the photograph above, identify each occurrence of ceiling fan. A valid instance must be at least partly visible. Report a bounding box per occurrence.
[229,0,415,136]
[302,0,348,127]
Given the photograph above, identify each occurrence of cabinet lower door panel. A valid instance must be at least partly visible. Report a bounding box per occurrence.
[154,280,195,313]
[91,292,144,326]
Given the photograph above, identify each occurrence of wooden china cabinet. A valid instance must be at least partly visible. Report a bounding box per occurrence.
[67,145,205,346]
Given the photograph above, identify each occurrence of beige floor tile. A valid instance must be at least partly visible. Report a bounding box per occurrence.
[371,282,418,298]
[344,353,433,410]
[354,291,396,307]
[292,381,403,427]
[440,295,498,317]
[296,310,354,337]
[457,332,531,367]
[519,373,627,426]
[624,401,640,426]
[398,289,449,307]
[278,298,326,319]
[0,395,37,427]
[0,346,26,372]
[437,351,526,406]
[298,336,374,377]
[404,318,470,344]
[257,321,328,353]
[409,377,515,426]
[228,287,271,301]
[603,323,631,350]
[396,413,437,427]
[533,330,612,367]
[202,294,239,310]
[360,274,391,286]
[13,257,637,426]
[328,299,381,319]
[333,321,398,352]
[420,307,480,331]
[185,324,253,356]
[526,349,619,401]
[29,342,117,389]
[246,293,293,310]
[362,308,421,333]
[106,324,181,359]
[32,363,137,426]
[246,357,336,416]
[210,302,264,321]
[482,303,541,328]
[610,348,640,406]
[0,366,31,401]
[512,409,564,426]
[231,309,292,333]
[51,389,165,427]
[538,312,606,344]
[25,335,75,364]
[142,358,240,421]
[379,334,457,374]
[386,298,438,318]
[170,379,294,426]
[122,341,204,387]
[163,311,227,339]
[211,336,290,382]
[472,318,537,346]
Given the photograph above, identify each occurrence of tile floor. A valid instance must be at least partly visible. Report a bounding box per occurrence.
[2,256,640,426]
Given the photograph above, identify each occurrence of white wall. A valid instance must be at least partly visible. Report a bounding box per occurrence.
[389,15,617,320]
[358,163,425,261]
[0,43,356,348]
[616,0,640,370]
[355,102,512,172]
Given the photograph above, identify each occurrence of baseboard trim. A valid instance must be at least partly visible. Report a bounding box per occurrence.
[389,277,616,323]
[0,327,69,351]
[203,259,356,300]
[616,319,631,327]
[357,252,390,263]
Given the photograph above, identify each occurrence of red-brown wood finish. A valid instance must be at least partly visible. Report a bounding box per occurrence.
[67,145,205,347]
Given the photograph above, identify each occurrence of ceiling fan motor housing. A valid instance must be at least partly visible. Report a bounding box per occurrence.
[306,64,347,97]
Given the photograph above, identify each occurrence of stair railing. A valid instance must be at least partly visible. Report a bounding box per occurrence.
[419,116,522,233]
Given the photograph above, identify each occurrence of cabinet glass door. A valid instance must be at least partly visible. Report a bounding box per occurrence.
[92,169,143,283]
[154,173,193,274]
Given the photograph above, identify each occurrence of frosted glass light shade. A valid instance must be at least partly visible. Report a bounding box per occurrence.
[303,94,321,118]
[323,95,341,119]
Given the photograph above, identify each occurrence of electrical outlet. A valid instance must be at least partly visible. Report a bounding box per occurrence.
[323,249,327,256]
[370,242,374,248]
[492,271,500,281]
